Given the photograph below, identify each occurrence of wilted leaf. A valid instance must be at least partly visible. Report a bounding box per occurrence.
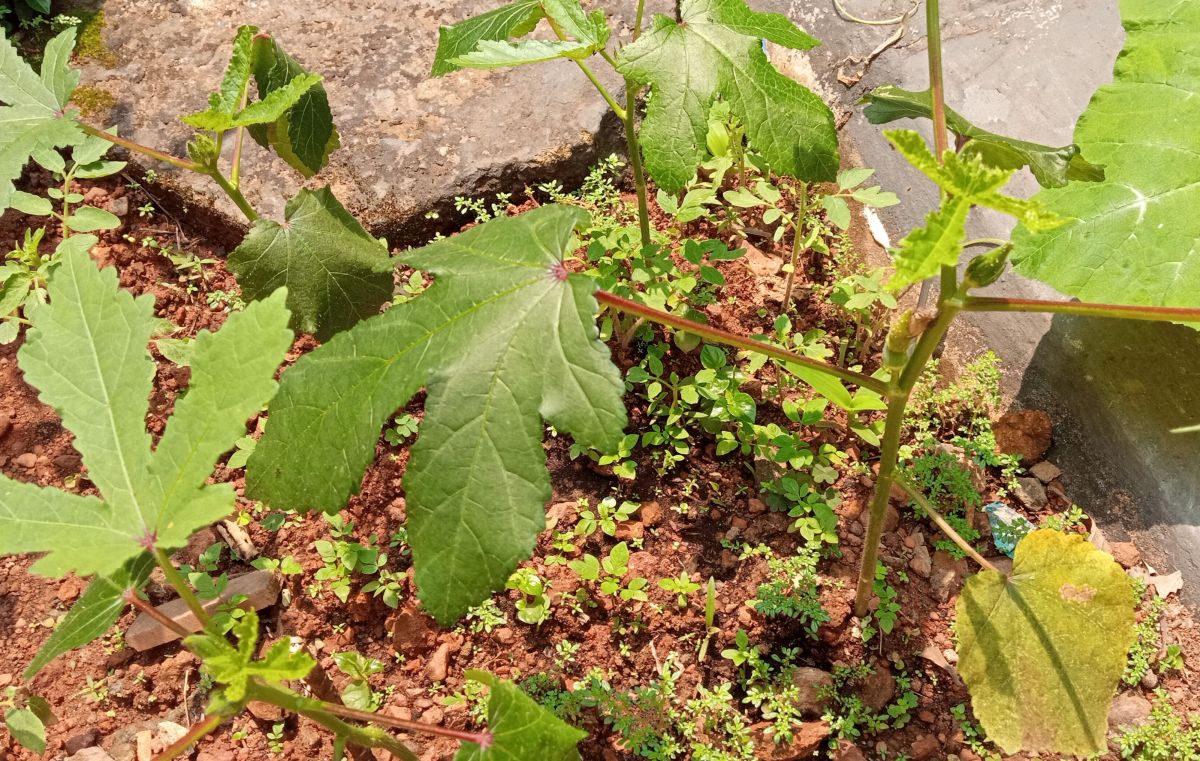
[956,529,1136,755]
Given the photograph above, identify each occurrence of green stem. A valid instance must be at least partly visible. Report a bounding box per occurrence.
[963,296,1200,323]
[894,475,999,572]
[208,168,259,222]
[246,682,420,761]
[124,589,192,639]
[153,714,224,761]
[780,183,808,312]
[623,79,652,248]
[633,0,646,38]
[79,123,203,173]
[925,0,949,157]
[311,700,493,747]
[60,171,71,241]
[595,290,888,394]
[230,127,247,188]
[152,547,218,635]
[963,237,1009,249]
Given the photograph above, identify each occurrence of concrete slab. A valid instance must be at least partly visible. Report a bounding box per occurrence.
[77,0,637,243]
[795,0,1200,607]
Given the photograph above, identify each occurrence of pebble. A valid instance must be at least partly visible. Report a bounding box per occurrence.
[0,673,11,687]
[425,641,451,682]
[1014,477,1048,510]
[1109,541,1141,569]
[0,416,10,439]
[1029,461,1062,483]
[910,734,940,760]
[748,498,767,514]
[1108,692,1152,728]
[14,452,37,468]
[909,545,932,578]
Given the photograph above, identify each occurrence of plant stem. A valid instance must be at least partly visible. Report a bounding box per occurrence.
[79,123,203,173]
[633,0,646,37]
[207,169,259,223]
[124,589,192,639]
[894,475,999,572]
[246,681,420,761]
[780,182,808,312]
[925,0,949,157]
[231,127,247,188]
[595,290,888,394]
[151,547,218,635]
[311,700,493,746]
[963,296,1200,323]
[153,714,224,761]
[623,79,653,249]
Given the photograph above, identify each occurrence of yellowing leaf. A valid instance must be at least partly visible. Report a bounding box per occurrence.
[956,529,1136,756]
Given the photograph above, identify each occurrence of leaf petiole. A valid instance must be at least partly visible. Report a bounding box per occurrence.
[151,547,220,636]
[962,297,1200,323]
[78,123,203,173]
[894,475,999,573]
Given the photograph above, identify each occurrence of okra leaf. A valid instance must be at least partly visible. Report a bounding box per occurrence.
[228,187,394,341]
[186,610,314,703]
[956,529,1135,756]
[430,1,545,77]
[451,38,596,69]
[25,554,155,679]
[616,0,836,193]
[249,35,341,178]
[247,205,626,624]
[454,671,585,761]
[3,708,45,754]
[861,85,1104,188]
[0,240,292,580]
[211,25,257,116]
[1011,0,1200,313]
[0,28,85,211]
[885,130,1061,289]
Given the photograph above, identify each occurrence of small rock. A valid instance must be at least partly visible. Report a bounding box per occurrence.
[918,710,936,724]
[420,706,444,725]
[136,730,154,761]
[909,734,939,760]
[719,549,738,571]
[1029,461,1062,484]
[0,673,12,688]
[126,570,281,651]
[731,516,748,530]
[857,504,900,534]
[494,627,514,645]
[909,545,932,578]
[83,187,106,203]
[943,648,958,664]
[929,550,969,601]
[0,416,10,439]
[57,576,86,603]
[748,498,767,514]
[639,500,664,527]
[1108,692,1152,728]
[247,700,285,721]
[1141,670,1159,689]
[994,409,1052,464]
[65,730,101,756]
[152,722,188,753]
[832,744,866,761]
[14,452,37,468]
[751,719,829,759]
[53,453,82,472]
[904,531,924,549]
[425,642,451,682]
[69,750,116,761]
[857,667,895,711]
[391,609,437,653]
[1013,477,1048,510]
[1109,541,1141,569]
[546,501,575,527]
[106,196,130,217]
[848,521,863,536]
[740,240,781,277]
[790,667,834,717]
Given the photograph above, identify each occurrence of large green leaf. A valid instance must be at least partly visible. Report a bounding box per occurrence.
[884,130,1062,289]
[1011,0,1200,310]
[446,0,610,71]
[430,1,545,76]
[3,707,45,754]
[861,85,1104,188]
[0,240,292,579]
[0,28,84,211]
[25,555,154,679]
[249,35,340,177]
[227,187,394,341]
[454,671,585,761]
[247,205,626,623]
[616,0,835,193]
[956,529,1136,756]
[186,610,314,703]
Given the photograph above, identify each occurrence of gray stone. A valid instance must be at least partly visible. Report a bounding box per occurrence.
[80,0,630,245]
[909,545,932,578]
[69,750,117,761]
[1108,692,1152,729]
[1029,461,1062,484]
[1014,477,1049,510]
[790,666,834,717]
[126,570,280,651]
[65,730,101,756]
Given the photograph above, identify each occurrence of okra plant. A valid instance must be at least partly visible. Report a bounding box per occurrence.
[2,0,1199,757]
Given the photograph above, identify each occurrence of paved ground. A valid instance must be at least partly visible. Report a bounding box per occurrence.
[795,0,1200,606]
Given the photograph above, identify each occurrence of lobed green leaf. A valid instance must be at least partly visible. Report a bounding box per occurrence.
[187,610,314,703]
[454,671,585,760]
[431,1,545,77]
[247,205,626,624]
[1011,0,1200,313]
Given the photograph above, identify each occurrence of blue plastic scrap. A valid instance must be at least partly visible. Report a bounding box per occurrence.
[985,502,1034,558]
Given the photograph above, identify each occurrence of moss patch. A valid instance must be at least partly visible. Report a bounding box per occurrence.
[71,83,116,118]
[73,9,118,67]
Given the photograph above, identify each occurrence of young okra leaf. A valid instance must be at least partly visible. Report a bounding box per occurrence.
[227,187,393,340]
[24,554,155,679]
[0,241,293,580]
[1011,0,1200,313]
[616,0,837,193]
[186,609,315,704]
[885,129,1062,290]
[956,529,1135,756]
[430,1,546,76]
[247,204,626,624]
[446,0,610,71]
[861,85,1104,188]
[2,707,45,754]
[0,27,85,212]
[249,33,340,177]
[454,671,585,761]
